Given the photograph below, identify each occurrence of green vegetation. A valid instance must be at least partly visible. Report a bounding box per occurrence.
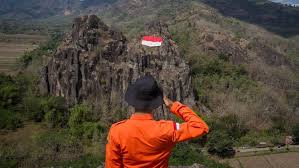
[68,104,102,140]
[45,154,102,168]
[0,109,22,130]
[205,114,243,157]
[236,130,285,147]
[170,143,231,167]
[43,96,67,128]
[33,131,82,155]
[202,113,286,157]
[189,54,255,103]
[0,32,108,167]
[0,70,69,130]
[292,123,299,144]
[207,130,235,158]
[0,74,26,129]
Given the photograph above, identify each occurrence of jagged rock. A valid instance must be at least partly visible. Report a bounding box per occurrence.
[41,15,195,121]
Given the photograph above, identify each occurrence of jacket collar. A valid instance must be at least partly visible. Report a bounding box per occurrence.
[130,113,153,120]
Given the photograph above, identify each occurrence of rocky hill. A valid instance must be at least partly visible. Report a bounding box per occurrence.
[41,15,195,120]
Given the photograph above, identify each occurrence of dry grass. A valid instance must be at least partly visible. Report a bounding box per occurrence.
[0,34,47,73]
[0,33,46,44]
[0,121,47,162]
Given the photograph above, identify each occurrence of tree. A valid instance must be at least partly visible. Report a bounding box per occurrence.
[207,130,235,158]
[42,96,66,128]
[68,104,98,139]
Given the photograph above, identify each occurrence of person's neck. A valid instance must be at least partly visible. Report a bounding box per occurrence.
[134,111,152,115]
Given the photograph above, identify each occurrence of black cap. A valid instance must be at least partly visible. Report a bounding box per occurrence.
[125,75,163,110]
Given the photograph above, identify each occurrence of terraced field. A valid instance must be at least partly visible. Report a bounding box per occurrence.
[0,33,47,73]
[225,152,299,168]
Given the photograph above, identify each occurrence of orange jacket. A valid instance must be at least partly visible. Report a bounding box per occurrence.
[105,102,209,168]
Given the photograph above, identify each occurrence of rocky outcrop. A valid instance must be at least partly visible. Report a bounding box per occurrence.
[41,15,194,120]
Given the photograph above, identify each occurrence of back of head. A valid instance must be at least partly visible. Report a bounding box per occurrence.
[125,75,163,112]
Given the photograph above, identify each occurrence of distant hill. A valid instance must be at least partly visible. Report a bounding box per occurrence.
[0,0,114,19]
[0,0,298,37]
[201,0,299,37]
[271,0,299,6]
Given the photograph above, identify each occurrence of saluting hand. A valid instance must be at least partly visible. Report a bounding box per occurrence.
[163,96,174,108]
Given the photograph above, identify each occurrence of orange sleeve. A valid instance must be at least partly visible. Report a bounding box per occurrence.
[170,102,209,143]
[105,128,123,168]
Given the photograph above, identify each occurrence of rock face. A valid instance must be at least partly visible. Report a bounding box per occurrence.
[41,15,194,120]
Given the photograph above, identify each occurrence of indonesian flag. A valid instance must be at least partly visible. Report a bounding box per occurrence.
[141,36,163,47]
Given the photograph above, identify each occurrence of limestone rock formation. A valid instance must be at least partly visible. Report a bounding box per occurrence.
[41,15,194,120]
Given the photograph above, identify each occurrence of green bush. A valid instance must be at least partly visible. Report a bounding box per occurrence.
[0,108,22,130]
[68,104,100,139]
[0,74,29,130]
[207,114,248,141]
[0,74,23,109]
[190,56,255,106]
[42,96,66,128]
[68,104,93,127]
[81,122,98,140]
[23,96,44,122]
[216,114,248,140]
[0,158,18,168]
[207,130,235,158]
[23,95,66,127]
[170,143,202,166]
[170,143,231,167]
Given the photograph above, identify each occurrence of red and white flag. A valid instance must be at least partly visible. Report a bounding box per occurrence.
[141,36,163,47]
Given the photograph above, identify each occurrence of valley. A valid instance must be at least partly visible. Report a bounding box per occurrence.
[0,0,298,168]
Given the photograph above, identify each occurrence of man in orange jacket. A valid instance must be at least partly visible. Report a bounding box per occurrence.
[105,75,209,168]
